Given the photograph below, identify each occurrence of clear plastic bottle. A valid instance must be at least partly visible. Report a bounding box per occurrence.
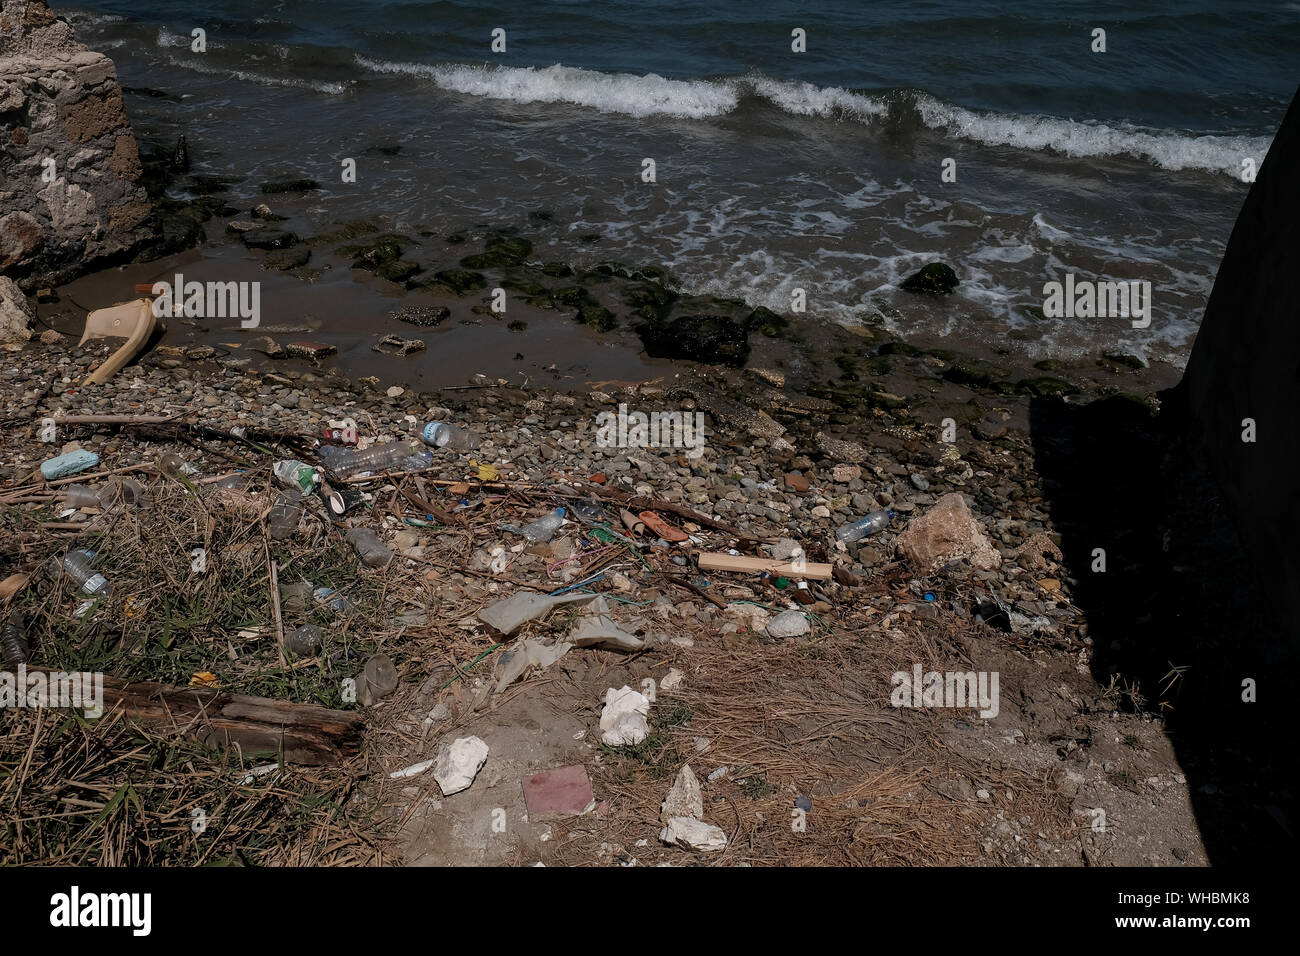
[285,624,322,656]
[346,527,393,568]
[51,549,111,596]
[1,612,27,666]
[571,498,605,524]
[362,654,398,699]
[267,491,303,540]
[835,509,895,544]
[320,441,423,479]
[416,422,480,451]
[521,507,567,543]
[62,484,103,508]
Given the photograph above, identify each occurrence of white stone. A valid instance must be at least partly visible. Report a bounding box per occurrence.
[660,764,704,822]
[433,736,489,795]
[659,816,727,852]
[766,609,810,639]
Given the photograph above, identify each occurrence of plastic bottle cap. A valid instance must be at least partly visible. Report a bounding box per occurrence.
[555,507,566,516]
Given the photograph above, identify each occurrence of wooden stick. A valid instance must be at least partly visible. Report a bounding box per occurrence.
[20,667,362,766]
[696,552,834,580]
[268,555,286,668]
[49,414,178,425]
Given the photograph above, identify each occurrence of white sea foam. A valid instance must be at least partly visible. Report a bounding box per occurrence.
[158,46,349,94]
[353,58,1270,178]
[355,57,737,118]
[909,91,1269,178]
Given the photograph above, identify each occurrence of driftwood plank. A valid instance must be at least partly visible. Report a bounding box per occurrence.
[26,668,363,766]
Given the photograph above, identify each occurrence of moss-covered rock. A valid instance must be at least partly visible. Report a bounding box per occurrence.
[1018,376,1081,397]
[637,313,749,367]
[242,227,300,250]
[900,262,959,295]
[460,234,533,269]
[553,286,590,307]
[375,259,421,283]
[263,245,311,271]
[432,269,487,294]
[744,306,788,337]
[576,303,616,331]
[943,360,1007,389]
[306,218,381,246]
[260,179,320,194]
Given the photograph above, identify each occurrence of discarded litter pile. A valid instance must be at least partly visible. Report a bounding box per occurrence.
[0,345,1108,866]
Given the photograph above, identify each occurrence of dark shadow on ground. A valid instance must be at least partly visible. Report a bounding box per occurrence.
[1030,392,1294,864]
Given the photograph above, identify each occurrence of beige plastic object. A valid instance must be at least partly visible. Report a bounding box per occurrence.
[78,298,164,386]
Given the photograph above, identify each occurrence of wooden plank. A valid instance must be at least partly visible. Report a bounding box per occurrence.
[696,552,834,580]
[23,667,363,766]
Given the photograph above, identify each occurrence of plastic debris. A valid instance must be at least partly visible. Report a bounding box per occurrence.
[476,590,598,636]
[600,685,650,746]
[494,638,573,694]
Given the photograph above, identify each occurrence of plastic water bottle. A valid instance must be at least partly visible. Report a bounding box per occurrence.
[1,613,27,666]
[267,491,303,540]
[835,509,895,544]
[417,422,480,451]
[51,549,111,596]
[285,624,322,656]
[400,447,436,472]
[521,507,566,543]
[62,484,104,508]
[346,527,393,568]
[273,460,320,495]
[320,441,422,478]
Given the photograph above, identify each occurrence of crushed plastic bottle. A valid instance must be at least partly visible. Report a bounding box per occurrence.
[570,498,605,524]
[273,460,320,496]
[267,491,303,540]
[62,484,104,508]
[346,527,393,568]
[319,441,423,479]
[64,480,145,509]
[1,612,28,667]
[416,422,480,451]
[361,654,398,701]
[312,586,352,613]
[285,624,322,656]
[520,507,566,543]
[50,549,111,596]
[835,509,895,544]
[159,451,199,479]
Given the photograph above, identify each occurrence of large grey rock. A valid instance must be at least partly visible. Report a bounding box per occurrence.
[895,493,1001,571]
[0,0,154,289]
[0,276,35,344]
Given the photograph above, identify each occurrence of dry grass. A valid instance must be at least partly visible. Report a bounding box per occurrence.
[0,704,384,866]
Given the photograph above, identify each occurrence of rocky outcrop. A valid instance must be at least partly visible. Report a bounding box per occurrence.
[0,0,153,290]
[0,274,34,342]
